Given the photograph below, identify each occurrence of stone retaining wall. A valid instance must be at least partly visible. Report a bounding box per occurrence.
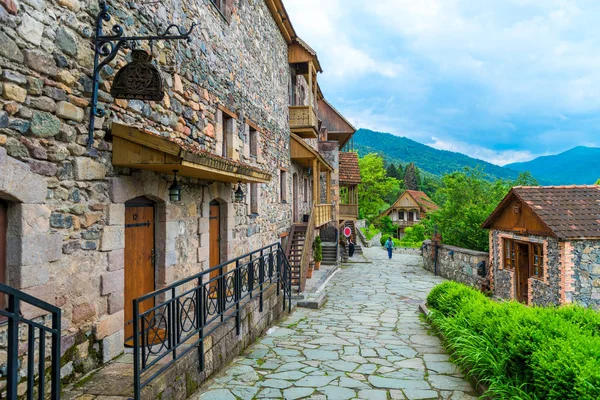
[393,247,421,256]
[422,240,488,287]
[143,284,288,399]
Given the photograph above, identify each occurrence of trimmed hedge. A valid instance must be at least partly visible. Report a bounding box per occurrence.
[380,234,400,247]
[427,282,600,400]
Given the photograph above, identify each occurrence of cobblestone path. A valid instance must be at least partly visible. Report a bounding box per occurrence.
[195,247,477,400]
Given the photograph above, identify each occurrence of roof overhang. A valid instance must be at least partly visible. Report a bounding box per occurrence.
[290,133,333,172]
[111,123,271,184]
[265,0,296,44]
[317,99,356,148]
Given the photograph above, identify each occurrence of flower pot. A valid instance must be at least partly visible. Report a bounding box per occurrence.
[307,266,314,279]
[314,261,321,271]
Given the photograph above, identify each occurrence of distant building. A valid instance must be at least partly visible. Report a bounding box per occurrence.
[378,190,438,237]
[482,186,600,309]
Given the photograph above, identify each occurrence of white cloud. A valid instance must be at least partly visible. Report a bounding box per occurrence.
[428,137,541,166]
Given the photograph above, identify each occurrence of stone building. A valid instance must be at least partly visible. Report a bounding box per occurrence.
[378,190,438,238]
[0,0,356,393]
[482,186,600,309]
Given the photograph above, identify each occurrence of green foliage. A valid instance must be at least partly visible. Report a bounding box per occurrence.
[380,235,400,247]
[313,236,322,262]
[357,154,400,221]
[375,216,396,236]
[398,224,426,248]
[386,163,399,179]
[427,282,600,400]
[360,224,381,241]
[354,128,521,181]
[513,171,540,187]
[595,178,600,185]
[403,162,420,190]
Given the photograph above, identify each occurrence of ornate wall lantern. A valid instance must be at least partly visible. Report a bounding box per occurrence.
[169,170,182,202]
[234,181,245,203]
[110,50,164,101]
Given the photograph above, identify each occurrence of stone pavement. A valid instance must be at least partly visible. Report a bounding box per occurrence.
[194,247,477,400]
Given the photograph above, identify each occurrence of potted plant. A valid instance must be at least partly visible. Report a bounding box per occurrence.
[313,236,323,270]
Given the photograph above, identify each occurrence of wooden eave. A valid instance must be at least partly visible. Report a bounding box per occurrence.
[111,123,271,184]
[481,190,558,238]
[265,0,296,44]
[318,99,356,147]
[289,39,323,73]
[290,133,333,172]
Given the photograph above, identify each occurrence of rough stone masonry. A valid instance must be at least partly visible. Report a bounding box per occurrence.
[0,0,300,389]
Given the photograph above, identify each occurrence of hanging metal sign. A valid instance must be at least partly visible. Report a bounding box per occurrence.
[110,50,164,101]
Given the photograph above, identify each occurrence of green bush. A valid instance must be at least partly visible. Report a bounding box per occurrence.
[313,236,322,263]
[361,224,381,240]
[426,282,600,400]
[380,235,401,247]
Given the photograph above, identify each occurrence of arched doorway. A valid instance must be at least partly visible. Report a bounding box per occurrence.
[124,196,156,342]
[292,173,299,223]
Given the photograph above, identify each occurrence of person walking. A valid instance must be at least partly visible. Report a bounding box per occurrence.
[348,238,355,258]
[385,236,394,259]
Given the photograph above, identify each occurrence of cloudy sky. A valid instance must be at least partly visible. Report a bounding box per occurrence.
[284,0,600,166]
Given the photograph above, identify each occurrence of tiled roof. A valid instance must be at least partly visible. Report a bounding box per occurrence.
[339,152,361,185]
[406,190,439,212]
[483,185,600,239]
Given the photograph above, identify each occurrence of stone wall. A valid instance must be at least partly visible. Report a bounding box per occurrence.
[142,283,288,399]
[0,0,295,389]
[422,240,488,288]
[569,240,600,310]
[489,230,561,306]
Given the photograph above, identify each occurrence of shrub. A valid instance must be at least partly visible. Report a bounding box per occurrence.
[380,235,401,247]
[313,236,322,263]
[361,224,381,240]
[426,282,600,400]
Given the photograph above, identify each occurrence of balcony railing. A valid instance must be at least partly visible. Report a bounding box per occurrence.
[289,105,318,138]
[393,220,420,227]
[339,204,359,220]
[314,203,334,227]
[131,243,292,400]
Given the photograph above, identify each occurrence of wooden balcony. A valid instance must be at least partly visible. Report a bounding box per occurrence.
[339,203,358,221]
[314,203,334,227]
[289,105,318,139]
[393,220,420,228]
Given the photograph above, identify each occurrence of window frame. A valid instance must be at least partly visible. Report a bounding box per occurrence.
[249,126,258,158]
[280,170,287,203]
[531,243,543,279]
[210,0,228,20]
[303,178,308,203]
[503,238,515,270]
[249,183,259,216]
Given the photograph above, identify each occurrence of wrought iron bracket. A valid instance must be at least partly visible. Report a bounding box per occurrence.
[87,0,196,156]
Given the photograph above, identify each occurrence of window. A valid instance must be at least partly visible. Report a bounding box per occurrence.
[398,211,405,220]
[249,183,259,215]
[280,170,287,203]
[503,239,515,269]
[532,244,543,278]
[249,127,258,158]
[210,0,226,16]
[222,113,234,158]
[303,178,308,202]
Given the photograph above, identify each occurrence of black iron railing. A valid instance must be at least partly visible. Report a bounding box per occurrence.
[0,283,61,400]
[131,242,292,399]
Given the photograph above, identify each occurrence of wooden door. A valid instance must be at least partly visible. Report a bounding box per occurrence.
[0,201,6,312]
[292,174,299,223]
[209,201,220,296]
[408,211,414,222]
[516,243,530,303]
[124,199,155,341]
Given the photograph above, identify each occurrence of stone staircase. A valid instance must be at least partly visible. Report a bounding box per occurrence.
[321,242,337,265]
[345,220,363,255]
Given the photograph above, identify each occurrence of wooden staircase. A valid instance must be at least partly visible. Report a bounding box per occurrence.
[345,220,363,255]
[285,224,307,290]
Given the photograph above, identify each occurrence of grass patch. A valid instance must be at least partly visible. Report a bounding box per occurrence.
[427,281,600,400]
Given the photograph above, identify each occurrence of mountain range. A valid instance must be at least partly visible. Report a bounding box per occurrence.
[353,129,600,185]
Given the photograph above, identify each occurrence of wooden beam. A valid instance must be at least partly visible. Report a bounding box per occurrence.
[312,158,318,205]
[112,123,181,156]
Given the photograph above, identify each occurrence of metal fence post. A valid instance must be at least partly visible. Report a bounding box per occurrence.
[6,294,19,400]
[235,260,241,336]
[133,298,141,400]
[51,308,61,400]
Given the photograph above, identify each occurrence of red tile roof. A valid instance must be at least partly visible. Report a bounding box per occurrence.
[406,190,439,212]
[482,185,600,239]
[339,152,361,185]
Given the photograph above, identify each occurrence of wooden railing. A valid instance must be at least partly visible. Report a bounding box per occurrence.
[339,204,359,220]
[394,220,420,227]
[299,206,316,293]
[289,105,318,130]
[314,204,333,227]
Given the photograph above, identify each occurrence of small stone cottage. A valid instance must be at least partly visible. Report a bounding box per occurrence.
[482,185,600,309]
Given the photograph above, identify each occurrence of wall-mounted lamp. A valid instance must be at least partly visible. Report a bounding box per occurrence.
[307,167,312,177]
[169,170,182,202]
[234,181,245,203]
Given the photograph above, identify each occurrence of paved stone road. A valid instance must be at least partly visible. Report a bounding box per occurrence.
[195,247,477,400]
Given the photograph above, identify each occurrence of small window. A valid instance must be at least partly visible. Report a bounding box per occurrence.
[249,127,258,158]
[503,239,515,269]
[303,178,308,203]
[211,0,226,15]
[222,113,233,158]
[280,170,287,203]
[398,211,405,220]
[532,244,543,278]
[249,183,259,215]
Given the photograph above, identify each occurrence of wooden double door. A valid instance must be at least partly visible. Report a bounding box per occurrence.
[124,197,156,341]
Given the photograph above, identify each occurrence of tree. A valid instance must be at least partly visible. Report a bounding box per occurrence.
[358,154,400,221]
[386,163,399,179]
[513,171,540,187]
[376,215,396,236]
[404,162,419,190]
[423,168,511,252]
